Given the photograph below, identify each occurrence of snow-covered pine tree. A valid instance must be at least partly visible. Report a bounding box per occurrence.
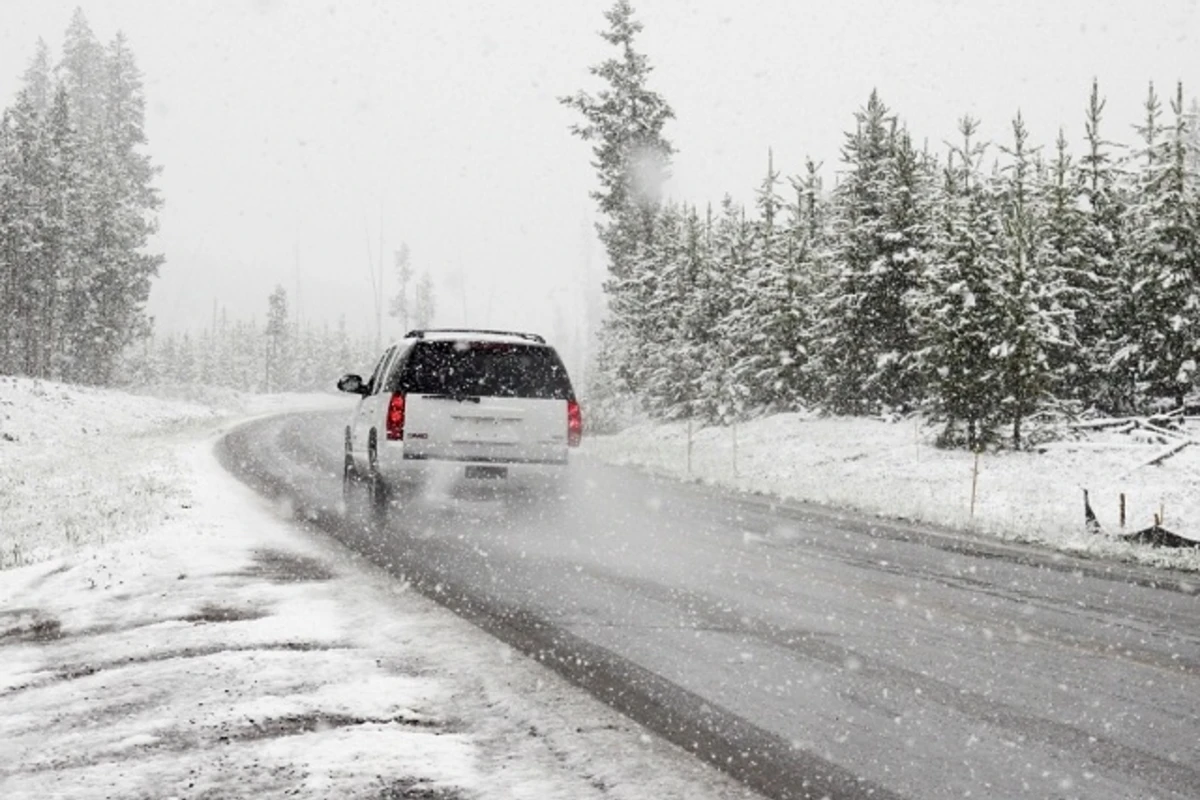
[777,157,830,406]
[265,286,290,393]
[334,314,353,380]
[814,91,925,415]
[874,128,936,410]
[43,84,89,379]
[22,40,52,114]
[0,43,62,378]
[916,117,1007,448]
[994,113,1073,447]
[229,318,256,391]
[3,88,53,378]
[156,333,177,383]
[561,0,674,426]
[729,150,797,412]
[813,92,895,414]
[701,196,754,424]
[674,205,711,419]
[175,333,195,384]
[1066,80,1128,411]
[78,32,162,384]
[56,11,106,380]
[632,203,685,415]
[689,201,739,423]
[388,243,414,333]
[0,110,15,374]
[1120,82,1200,409]
[1040,128,1093,408]
[58,10,105,140]
[196,330,214,385]
[560,0,675,282]
[413,270,436,329]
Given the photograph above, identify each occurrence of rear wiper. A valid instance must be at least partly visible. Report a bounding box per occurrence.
[423,393,481,403]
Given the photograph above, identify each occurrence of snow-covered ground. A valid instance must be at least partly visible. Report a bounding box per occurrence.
[0,379,755,799]
[0,376,344,570]
[587,412,1200,573]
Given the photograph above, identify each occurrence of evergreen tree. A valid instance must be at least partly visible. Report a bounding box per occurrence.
[1121,82,1200,408]
[412,270,436,329]
[82,31,162,383]
[994,112,1072,447]
[917,117,1006,448]
[561,0,675,280]
[265,286,290,392]
[5,88,52,377]
[0,13,163,384]
[1040,128,1092,406]
[1071,80,1128,410]
[157,333,177,382]
[21,39,52,114]
[639,203,688,416]
[388,243,414,332]
[39,85,81,378]
[815,91,926,414]
[175,332,195,384]
[701,197,754,423]
[875,129,936,409]
[0,110,15,373]
[58,9,105,142]
[562,0,674,423]
[777,158,830,405]
[729,151,799,411]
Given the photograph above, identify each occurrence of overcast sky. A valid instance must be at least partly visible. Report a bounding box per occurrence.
[1,0,1198,351]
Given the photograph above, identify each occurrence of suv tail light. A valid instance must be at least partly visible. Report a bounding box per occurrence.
[567,399,582,447]
[386,393,406,440]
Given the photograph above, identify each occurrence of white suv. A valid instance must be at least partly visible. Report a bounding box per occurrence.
[337,329,582,507]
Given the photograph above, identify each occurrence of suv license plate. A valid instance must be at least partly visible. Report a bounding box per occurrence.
[465,465,507,480]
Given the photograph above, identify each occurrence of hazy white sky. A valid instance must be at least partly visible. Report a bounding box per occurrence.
[1,0,1198,347]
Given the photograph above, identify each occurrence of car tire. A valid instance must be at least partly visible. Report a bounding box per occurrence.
[342,427,358,505]
[366,431,389,514]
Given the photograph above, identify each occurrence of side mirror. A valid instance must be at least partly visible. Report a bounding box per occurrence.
[337,374,367,395]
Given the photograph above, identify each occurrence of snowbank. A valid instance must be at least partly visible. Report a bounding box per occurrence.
[0,376,348,569]
[587,413,1200,572]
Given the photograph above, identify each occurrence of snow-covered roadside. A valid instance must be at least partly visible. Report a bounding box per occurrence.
[1,381,755,799]
[0,376,345,570]
[586,413,1200,572]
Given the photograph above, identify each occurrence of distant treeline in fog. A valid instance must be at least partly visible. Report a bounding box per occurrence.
[122,276,437,394]
[122,304,377,395]
[570,2,1200,449]
[0,10,161,386]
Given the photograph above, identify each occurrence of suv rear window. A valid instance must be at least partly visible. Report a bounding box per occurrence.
[391,341,574,400]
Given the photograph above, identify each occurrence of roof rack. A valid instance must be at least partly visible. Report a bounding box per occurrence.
[404,328,546,344]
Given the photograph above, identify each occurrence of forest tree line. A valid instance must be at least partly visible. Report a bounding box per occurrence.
[125,269,437,394]
[123,302,376,394]
[0,10,161,386]
[568,2,1200,449]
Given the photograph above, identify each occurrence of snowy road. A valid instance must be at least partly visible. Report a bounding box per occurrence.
[221,411,1200,800]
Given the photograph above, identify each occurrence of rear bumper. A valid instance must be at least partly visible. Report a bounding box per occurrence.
[375,443,569,492]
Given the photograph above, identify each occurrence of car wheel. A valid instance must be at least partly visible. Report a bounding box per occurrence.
[366,432,389,514]
[342,427,358,505]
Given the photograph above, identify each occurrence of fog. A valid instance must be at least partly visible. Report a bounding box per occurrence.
[1,0,1197,363]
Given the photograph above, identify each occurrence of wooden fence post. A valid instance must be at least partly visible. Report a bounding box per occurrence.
[686,417,693,477]
[969,450,980,519]
[732,421,739,478]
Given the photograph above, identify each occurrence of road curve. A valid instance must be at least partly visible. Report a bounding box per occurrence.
[218,410,1200,800]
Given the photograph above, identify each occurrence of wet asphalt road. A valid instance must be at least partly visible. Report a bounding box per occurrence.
[218,411,1200,800]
